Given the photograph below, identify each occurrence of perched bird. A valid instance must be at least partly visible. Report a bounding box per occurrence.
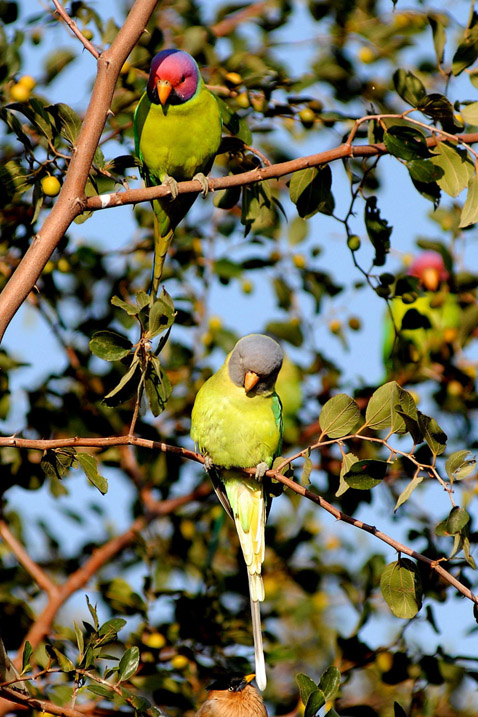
[191,334,284,691]
[383,251,460,379]
[134,49,222,295]
[196,674,268,717]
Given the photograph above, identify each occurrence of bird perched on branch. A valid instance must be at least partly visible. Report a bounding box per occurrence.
[196,674,268,717]
[191,334,284,691]
[134,49,222,295]
[383,251,460,379]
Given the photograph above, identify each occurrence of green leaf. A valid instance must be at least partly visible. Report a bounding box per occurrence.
[393,69,427,107]
[364,196,392,267]
[394,475,424,512]
[336,452,358,497]
[89,330,132,361]
[265,320,303,347]
[344,459,388,490]
[463,536,476,569]
[301,454,312,486]
[383,126,428,161]
[118,646,140,682]
[21,641,32,674]
[305,689,326,717]
[86,595,99,630]
[407,159,443,184]
[103,358,140,405]
[46,645,75,672]
[428,14,446,65]
[41,448,76,480]
[459,174,478,228]
[149,289,176,338]
[319,394,362,438]
[418,93,458,130]
[98,617,127,638]
[111,295,140,315]
[460,101,478,125]
[296,673,318,705]
[446,506,470,534]
[380,559,422,619]
[365,382,398,431]
[418,412,447,456]
[87,683,114,697]
[74,623,84,658]
[318,665,341,701]
[430,143,474,198]
[445,450,476,482]
[47,102,81,146]
[145,356,172,417]
[136,291,151,310]
[77,453,108,495]
[452,21,478,76]
[289,165,334,219]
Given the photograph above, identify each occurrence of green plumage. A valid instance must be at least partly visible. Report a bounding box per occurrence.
[133,53,222,295]
[191,335,284,691]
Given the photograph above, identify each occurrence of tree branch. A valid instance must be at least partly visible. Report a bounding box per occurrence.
[0,521,58,598]
[51,0,100,60]
[0,0,158,344]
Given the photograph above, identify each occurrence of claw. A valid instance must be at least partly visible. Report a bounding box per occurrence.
[161,174,179,200]
[193,172,210,198]
[203,455,214,472]
[255,461,269,482]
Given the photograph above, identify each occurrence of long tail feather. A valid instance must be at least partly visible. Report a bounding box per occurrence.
[151,214,173,297]
[249,581,266,691]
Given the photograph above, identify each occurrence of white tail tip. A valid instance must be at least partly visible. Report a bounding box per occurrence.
[250,597,266,691]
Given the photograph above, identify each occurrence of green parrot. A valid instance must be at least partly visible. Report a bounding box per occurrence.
[383,251,461,379]
[134,49,222,295]
[191,334,284,691]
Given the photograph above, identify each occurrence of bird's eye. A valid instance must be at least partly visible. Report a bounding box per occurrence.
[180,75,185,83]
[228,686,234,692]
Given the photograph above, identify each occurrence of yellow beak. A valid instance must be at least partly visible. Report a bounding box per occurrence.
[244,370,260,393]
[244,673,256,684]
[157,80,172,105]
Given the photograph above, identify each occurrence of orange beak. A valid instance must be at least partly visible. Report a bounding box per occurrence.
[157,80,172,105]
[421,267,441,291]
[244,370,260,393]
[244,674,256,684]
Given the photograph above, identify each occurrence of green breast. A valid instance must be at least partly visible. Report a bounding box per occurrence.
[191,364,283,469]
[134,83,222,183]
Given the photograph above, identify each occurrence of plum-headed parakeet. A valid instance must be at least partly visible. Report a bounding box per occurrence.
[191,334,284,691]
[383,251,460,380]
[134,49,222,295]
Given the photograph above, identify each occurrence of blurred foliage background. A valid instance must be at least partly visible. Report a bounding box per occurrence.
[0,0,478,715]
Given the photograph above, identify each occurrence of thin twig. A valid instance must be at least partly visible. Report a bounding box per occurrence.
[0,521,59,597]
[51,0,100,60]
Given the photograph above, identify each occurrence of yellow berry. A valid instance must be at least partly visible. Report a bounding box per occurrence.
[241,279,253,294]
[299,108,315,128]
[180,519,195,540]
[225,71,242,85]
[18,75,36,91]
[443,327,458,343]
[143,632,166,649]
[358,47,376,64]
[376,652,393,672]
[208,316,222,332]
[171,654,188,670]
[447,380,462,397]
[57,257,70,273]
[347,235,361,251]
[393,13,410,29]
[120,61,131,74]
[293,254,306,269]
[43,260,55,274]
[82,28,94,40]
[329,319,342,335]
[348,316,361,331]
[41,176,61,197]
[235,92,250,109]
[10,83,31,102]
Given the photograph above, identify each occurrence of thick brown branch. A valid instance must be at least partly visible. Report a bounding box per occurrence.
[81,131,478,212]
[0,0,158,344]
[0,687,90,717]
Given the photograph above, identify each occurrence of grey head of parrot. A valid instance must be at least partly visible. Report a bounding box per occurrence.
[228,334,283,395]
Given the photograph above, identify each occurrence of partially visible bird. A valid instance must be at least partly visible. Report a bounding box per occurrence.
[191,334,284,691]
[383,251,460,379]
[196,674,268,717]
[134,49,222,295]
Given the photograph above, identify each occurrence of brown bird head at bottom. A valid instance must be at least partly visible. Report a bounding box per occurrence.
[195,674,268,717]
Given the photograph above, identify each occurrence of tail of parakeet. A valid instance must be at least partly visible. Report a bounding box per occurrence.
[223,471,267,691]
[151,206,173,297]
